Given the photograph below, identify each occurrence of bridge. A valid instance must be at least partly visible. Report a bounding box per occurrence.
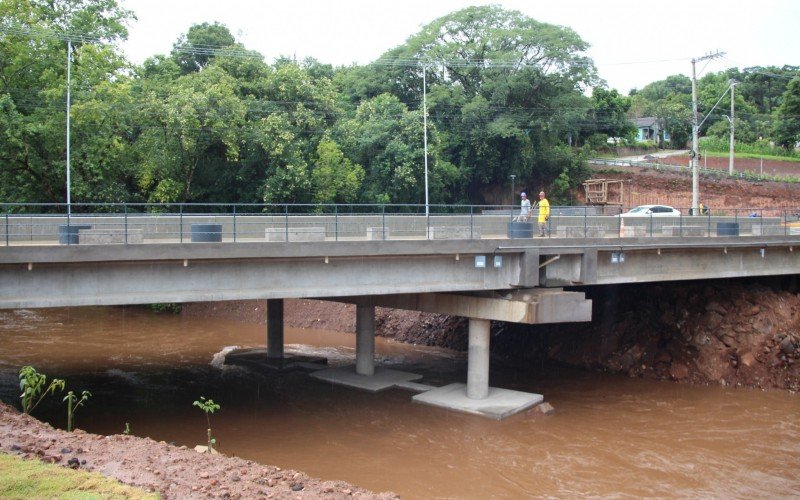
[2,204,799,418]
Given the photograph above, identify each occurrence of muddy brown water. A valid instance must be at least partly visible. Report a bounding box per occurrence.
[0,307,798,498]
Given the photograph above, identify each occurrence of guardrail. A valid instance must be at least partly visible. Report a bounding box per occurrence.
[1,203,799,246]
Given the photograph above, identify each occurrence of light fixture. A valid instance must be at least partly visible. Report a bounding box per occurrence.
[474,255,486,268]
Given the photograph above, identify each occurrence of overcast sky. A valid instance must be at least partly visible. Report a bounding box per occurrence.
[119,0,799,93]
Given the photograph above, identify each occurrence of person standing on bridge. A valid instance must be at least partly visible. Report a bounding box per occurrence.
[514,192,531,222]
[537,191,550,237]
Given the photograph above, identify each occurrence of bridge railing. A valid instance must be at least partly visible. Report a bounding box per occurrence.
[1,203,799,245]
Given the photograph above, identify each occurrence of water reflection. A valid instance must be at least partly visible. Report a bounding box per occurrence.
[0,307,798,498]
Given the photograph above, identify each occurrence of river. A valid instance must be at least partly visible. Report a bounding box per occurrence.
[0,306,798,498]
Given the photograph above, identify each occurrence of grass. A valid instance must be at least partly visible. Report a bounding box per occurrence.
[702,151,800,163]
[0,452,158,499]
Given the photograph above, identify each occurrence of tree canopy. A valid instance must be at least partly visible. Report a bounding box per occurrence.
[1,2,797,211]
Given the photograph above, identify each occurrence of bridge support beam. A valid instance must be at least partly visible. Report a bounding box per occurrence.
[267,299,284,359]
[355,305,375,376]
[467,318,490,399]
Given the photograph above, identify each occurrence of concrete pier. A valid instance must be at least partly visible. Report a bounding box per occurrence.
[267,299,284,359]
[467,318,490,399]
[412,317,543,420]
[355,305,375,376]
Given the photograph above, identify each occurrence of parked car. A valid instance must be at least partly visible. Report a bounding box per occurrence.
[621,205,681,217]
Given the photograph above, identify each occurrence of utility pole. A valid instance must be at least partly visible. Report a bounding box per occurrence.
[422,64,429,216]
[66,39,72,216]
[690,50,725,214]
[728,79,737,175]
[509,174,516,220]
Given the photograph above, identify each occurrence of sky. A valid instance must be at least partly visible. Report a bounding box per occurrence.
[119,0,800,93]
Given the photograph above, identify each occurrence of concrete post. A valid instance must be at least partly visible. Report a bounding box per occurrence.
[266,299,284,359]
[355,304,375,376]
[466,318,490,399]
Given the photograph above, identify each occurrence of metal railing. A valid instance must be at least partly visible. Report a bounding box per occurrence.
[1,203,798,246]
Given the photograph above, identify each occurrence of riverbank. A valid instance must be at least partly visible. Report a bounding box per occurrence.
[0,402,397,499]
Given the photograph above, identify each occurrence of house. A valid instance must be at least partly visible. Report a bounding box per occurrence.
[634,117,670,144]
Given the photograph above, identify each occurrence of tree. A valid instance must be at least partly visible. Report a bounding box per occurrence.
[311,138,364,204]
[590,88,635,142]
[362,6,598,203]
[135,65,246,203]
[774,77,800,150]
[171,22,236,74]
[0,0,134,205]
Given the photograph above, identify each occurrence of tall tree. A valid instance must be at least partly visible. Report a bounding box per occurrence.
[773,77,800,150]
[0,0,133,205]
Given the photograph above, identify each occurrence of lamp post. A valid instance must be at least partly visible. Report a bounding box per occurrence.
[510,174,516,220]
[422,64,429,216]
[66,39,72,216]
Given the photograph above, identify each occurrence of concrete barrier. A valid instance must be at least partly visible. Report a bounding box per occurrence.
[58,224,92,244]
[662,225,706,236]
[427,226,480,240]
[265,227,326,242]
[751,225,784,236]
[622,225,646,237]
[556,226,606,238]
[367,227,389,240]
[79,228,143,244]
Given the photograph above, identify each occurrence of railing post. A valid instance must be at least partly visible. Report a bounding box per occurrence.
[232,204,237,243]
[179,204,183,243]
[426,205,430,240]
[470,205,474,239]
[284,204,289,241]
[4,212,8,247]
[335,205,339,242]
[66,206,72,245]
[706,212,711,237]
[124,203,128,245]
[381,205,386,240]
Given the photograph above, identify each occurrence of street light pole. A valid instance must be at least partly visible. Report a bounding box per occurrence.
[422,64,429,217]
[728,79,737,175]
[510,174,516,220]
[690,50,725,214]
[66,39,72,216]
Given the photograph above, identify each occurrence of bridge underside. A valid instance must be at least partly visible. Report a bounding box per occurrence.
[302,291,592,419]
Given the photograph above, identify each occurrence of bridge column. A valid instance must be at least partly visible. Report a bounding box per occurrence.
[355,304,375,376]
[466,318,490,399]
[266,299,284,359]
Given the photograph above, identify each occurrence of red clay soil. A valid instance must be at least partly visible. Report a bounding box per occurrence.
[594,156,800,211]
[0,401,397,499]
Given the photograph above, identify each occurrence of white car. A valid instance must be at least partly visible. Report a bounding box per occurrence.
[621,205,681,217]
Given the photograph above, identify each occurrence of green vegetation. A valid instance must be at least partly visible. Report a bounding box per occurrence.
[0,452,157,499]
[193,396,221,452]
[64,390,91,432]
[18,366,64,415]
[0,1,797,211]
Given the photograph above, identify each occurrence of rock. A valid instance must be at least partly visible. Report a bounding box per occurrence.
[199,471,210,479]
[535,402,556,415]
[780,337,796,355]
[291,483,304,491]
[739,352,757,368]
[67,457,80,469]
[61,447,72,454]
[231,474,241,482]
[669,363,690,380]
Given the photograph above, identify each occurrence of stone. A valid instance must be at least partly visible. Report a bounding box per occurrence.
[669,362,690,380]
[739,351,757,368]
[536,402,556,415]
[780,336,796,355]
